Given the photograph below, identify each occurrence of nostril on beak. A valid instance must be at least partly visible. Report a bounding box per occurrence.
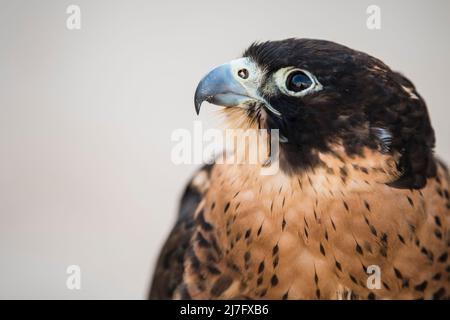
[237,68,249,79]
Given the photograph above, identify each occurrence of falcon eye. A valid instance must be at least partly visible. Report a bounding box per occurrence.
[286,70,313,92]
[273,67,322,97]
[237,68,249,79]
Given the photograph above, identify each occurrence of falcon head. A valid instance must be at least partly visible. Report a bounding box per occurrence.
[194,38,436,189]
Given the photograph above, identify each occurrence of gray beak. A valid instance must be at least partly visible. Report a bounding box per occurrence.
[194,58,259,115]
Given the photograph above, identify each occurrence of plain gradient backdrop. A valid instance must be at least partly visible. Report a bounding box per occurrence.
[0,0,449,299]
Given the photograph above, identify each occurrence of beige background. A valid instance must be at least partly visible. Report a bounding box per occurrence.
[0,0,448,299]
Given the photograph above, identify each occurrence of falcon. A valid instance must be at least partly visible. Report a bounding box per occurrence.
[150,38,450,299]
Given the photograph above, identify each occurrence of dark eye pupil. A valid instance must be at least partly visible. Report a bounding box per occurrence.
[238,68,249,79]
[286,71,313,92]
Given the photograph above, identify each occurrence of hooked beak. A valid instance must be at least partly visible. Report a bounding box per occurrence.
[194,58,263,115]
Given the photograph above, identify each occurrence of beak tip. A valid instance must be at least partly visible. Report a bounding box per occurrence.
[194,99,202,115]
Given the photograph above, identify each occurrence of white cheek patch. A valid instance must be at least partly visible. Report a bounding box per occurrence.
[228,58,265,99]
[228,58,282,117]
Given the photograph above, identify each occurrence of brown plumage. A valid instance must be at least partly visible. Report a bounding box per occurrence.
[150,39,450,299]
